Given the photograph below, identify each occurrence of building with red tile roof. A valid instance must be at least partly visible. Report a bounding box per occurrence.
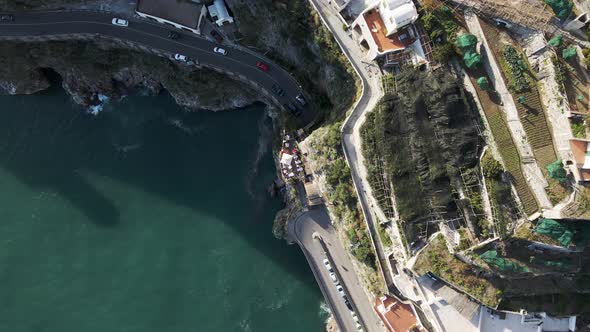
[374,295,425,332]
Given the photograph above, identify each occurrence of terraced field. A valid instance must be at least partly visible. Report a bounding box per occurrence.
[468,70,539,215]
[480,19,558,172]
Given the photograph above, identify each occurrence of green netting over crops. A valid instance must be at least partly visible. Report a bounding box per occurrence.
[480,250,530,273]
[464,51,481,69]
[548,35,563,47]
[457,33,478,51]
[534,218,574,247]
[545,0,573,20]
[529,256,573,271]
[477,77,490,90]
[547,160,567,183]
[563,47,577,59]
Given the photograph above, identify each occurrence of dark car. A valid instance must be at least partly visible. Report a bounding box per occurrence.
[295,94,307,106]
[167,31,180,39]
[343,296,353,310]
[0,14,14,22]
[210,29,223,43]
[285,103,302,117]
[272,84,285,97]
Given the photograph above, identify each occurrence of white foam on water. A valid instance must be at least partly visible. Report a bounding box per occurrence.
[87,94,110,115]
[319,301,332,321]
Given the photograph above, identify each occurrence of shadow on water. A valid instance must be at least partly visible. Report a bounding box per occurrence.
[0,84,318,290]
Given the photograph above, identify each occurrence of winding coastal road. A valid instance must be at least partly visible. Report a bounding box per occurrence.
[289,207,384,332]
[0,10,315,124]
[0,8,385,332]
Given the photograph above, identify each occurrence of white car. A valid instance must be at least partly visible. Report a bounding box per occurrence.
[213,47,227,55]
[323,258,333,272]
[336,284,345,297]
[111,18,128,27]
[351,312,359,322]
[174,54,188,62]
[329,272,338,284]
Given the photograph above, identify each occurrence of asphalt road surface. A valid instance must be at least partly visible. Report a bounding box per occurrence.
[290,207,383,332]
[0,11,315,125]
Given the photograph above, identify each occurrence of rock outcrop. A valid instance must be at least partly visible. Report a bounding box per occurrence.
[0,40,261,111]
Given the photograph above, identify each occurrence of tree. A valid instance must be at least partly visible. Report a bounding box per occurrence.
[482,153,503,178]
[433,43,456,63]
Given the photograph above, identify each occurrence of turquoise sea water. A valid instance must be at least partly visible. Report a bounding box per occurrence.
[0,88,325,331]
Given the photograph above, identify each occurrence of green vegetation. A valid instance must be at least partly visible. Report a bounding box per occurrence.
[481,151,519,239]
[501,45,530,93]
[482,152,504,178]
[310,124,375,267]
[231,0,360,122]
[481,23,558,174]
[361,68,481,244]
[571,118,586,138]
[551,54,566,94]
[420,6,460,63]
[378,224,393,248]
[414,235,502,306]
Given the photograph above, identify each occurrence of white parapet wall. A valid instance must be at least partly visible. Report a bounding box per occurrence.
[135,11,200,35]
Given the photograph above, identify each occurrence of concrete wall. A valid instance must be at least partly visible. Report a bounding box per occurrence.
[135,11,200,34]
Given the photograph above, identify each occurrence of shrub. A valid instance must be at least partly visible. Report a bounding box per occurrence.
[433,43,456,63]
[482,153,504,178]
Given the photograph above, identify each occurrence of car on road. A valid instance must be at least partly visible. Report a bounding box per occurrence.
[0,14,14,22]
[210,29,223,43]
[323,258,333,272]
[272,84,285,97]
[344,296,353,310]
[329,272,338,284]
[174,54,188,62]
[256,61,269,71]
[336,284,345,297]
[284,103,302,117]
[213,47,227,56]
[111,18,128,27]
[167,31,180,40]
[295,94,306,105]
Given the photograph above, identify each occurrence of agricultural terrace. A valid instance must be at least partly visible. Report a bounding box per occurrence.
[464,62,538,215]
[479,19,558,174]
[361,68,482,247]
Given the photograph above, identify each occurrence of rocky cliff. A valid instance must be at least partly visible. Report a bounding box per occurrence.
[0,39,260,111]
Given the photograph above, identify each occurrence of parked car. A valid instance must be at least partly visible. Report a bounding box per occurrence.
[295,94,306,105]
[213,47,228,56]
[256,61,268,71]
[0,14,14,22]
[323,258,333,272]
[111,18,128,27]
[210,29,223,43]
[174,53,188,62]
[344,296,353,310]
[494,18,512,29]
[167,31,180,40]
[272,84,285,96]
[336,284,345,297]
[285,103,301,117]
[329,272,338,284]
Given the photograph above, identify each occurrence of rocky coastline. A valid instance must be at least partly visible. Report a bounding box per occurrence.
[0,39,262,112]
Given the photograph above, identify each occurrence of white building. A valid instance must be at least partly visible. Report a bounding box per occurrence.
[208,0,234,27]
[352,0,421,61]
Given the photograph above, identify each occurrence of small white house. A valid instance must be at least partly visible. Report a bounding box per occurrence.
[208,0,234,26]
